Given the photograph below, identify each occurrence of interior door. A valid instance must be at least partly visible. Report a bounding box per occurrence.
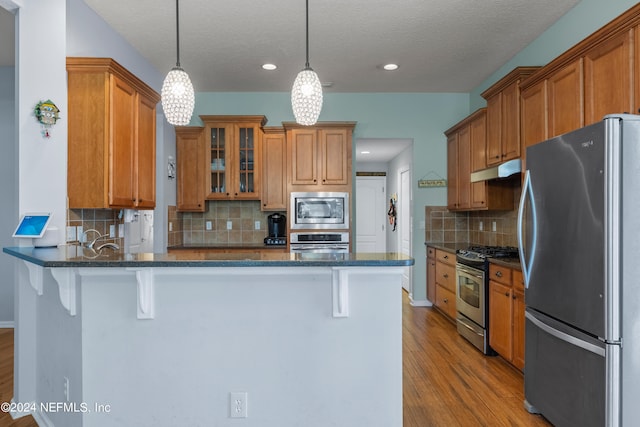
[399,168,412,293]
[355,176,386,252]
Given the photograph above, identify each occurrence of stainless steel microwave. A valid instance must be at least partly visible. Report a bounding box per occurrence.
[290,192,349,230]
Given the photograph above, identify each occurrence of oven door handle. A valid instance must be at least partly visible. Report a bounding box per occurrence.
[456,265,484,280]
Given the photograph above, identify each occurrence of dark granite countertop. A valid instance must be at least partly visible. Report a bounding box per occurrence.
[168,244,286,250]
[488,257,521,270]
[424,242,469,253]
[3,246,414,268]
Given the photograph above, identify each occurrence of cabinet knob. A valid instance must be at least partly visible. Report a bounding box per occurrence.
[443,298,448,304]
[512,295,516,300]
[443,255,449,259]
[505,291,510,297]
[495,271,503,278]
[443,273,448,278]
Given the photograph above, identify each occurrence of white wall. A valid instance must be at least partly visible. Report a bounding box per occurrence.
[0,66,16,325]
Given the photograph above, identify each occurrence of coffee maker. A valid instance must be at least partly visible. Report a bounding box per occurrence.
[264,213,286,246]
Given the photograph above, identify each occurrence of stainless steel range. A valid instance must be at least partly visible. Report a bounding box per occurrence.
[455,245,519,355]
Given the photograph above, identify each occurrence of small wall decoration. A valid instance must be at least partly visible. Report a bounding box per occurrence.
[34,99,60,138]
[418,170,447,188]
[387,193,398,232]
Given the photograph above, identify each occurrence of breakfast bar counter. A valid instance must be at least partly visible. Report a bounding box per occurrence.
[3,246,413,427]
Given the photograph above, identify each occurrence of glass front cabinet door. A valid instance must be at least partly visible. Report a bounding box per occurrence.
[202,116,266,200]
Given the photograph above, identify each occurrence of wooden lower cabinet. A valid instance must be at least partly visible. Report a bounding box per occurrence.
[426,246,436,304]
[488,263,525,371]
[433,249,456,320]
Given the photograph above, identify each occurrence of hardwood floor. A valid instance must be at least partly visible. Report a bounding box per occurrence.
[403,291,551,426]
[0,329,37,427]
[0,293,550,427]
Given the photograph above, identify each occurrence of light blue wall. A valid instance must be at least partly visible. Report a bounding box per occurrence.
[0,66,16,325]
[470,0,639,111]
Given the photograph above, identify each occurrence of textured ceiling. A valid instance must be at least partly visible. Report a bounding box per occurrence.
[78,0,580,93]
[0,0,581,162]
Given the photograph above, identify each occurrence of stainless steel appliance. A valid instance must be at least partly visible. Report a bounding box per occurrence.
[264,213,286,246]
[518,114,640,426]
[290,192,349,230]
[290,232,349,253]
[456,246,519,355]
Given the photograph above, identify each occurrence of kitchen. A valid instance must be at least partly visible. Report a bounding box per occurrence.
[2,0,640,426]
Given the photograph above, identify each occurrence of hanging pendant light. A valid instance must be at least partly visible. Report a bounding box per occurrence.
[161,0,195,126]
[291,0,323,126]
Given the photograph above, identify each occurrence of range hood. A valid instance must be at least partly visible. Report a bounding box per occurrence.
[470,159,521,182]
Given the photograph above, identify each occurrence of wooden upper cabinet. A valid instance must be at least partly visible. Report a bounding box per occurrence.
[457,125,471,210]
[284,122,356,191]
[520,79,548,153]
[485,95,502,166]
[289,129,318,185]
[446,134,458,211]
[445,108,513,211]
[584,29,633,125]
[482,67,540,167]
[548,59,584,139]
[470,110,487,173]
[175,126,205,212]
[200,116,267,200]
[67,57,160,210]
[261,127,287,211]
[136,95,158,208]
[320,128,350,185]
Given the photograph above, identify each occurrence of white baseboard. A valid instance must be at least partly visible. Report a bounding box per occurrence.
[409,298,432,307]
[0,321,15,328]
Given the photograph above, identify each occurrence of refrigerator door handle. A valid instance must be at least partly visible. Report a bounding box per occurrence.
[525,310,605,357]
[518,170,537,288]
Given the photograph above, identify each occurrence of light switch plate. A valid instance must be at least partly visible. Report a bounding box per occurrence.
[227,221,232,230]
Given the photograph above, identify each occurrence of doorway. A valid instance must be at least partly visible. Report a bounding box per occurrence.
[355,176,386,252]
[398,167,412,294]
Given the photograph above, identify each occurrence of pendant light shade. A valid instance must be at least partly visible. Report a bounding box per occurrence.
[291,0,323,126]
[162,0,195,126]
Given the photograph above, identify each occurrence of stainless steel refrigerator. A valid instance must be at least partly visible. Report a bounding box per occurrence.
[518,114,640,427]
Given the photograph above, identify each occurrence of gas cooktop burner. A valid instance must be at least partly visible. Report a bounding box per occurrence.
[457,245,519,262]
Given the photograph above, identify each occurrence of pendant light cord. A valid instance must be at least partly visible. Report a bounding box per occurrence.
[305,0,310,69]
[175,0,181,68]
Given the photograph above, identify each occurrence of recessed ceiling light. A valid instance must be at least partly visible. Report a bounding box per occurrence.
[360,151,371,154]
[383,64,399,71]
[262,63,277,70]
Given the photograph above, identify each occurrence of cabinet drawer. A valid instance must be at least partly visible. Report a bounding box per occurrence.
[513,269,524,291]
[435,260,456,293]
[489,263,512,285]
[435,249,455,265]
[435,284,457,319]
[427,246,436,258]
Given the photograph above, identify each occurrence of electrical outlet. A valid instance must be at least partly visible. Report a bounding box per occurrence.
[169,222,173,232]
[66,226,76,242]
[479,221,483,231]
[206,221,213,231]
[419,220,425,230]
[254,221,260,230]
[227,221,232,230]
[63,377,70,402]
[77,226,84,242]
[109,224,116,238]
[492,221,497,232]
[118,224,124,238]
[230,392,248,418]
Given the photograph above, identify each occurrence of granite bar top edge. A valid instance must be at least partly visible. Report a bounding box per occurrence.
[3,247,414,268]
[424,242,470,253]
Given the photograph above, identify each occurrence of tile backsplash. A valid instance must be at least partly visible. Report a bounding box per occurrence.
[176,200,282,246]
[67,208,124,246]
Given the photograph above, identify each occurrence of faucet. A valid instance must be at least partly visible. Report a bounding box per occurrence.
[83,229,120,251]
